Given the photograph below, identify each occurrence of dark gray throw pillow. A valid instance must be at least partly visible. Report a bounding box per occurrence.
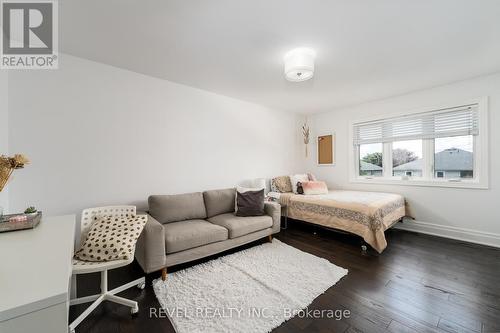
[236,189,265,216]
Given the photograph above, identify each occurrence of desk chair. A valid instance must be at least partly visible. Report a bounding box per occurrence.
[69,206,145,333]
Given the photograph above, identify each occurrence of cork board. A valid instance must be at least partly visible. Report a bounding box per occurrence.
[318,134,334,165]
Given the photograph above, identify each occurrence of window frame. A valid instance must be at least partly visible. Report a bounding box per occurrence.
[349,97,489,189]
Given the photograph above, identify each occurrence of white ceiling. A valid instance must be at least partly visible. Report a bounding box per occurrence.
[60,0,500,114]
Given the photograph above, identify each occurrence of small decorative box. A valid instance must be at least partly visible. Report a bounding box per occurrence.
[0,211,42,233]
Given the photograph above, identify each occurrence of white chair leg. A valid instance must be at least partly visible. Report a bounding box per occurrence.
[69,294,100,306]
[105,294,139,313]
[69,295,105,333]
[101,270,108,293]
[69,273,144,331]
[108,276,145,295]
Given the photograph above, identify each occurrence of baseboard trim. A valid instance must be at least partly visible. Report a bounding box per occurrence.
[394,219,500,249]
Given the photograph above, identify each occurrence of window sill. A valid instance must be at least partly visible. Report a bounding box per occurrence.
[350,177,489,189]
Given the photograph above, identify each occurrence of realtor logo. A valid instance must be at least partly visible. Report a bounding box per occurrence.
[1,0,58,69]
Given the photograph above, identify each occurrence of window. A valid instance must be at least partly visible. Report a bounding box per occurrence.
[392,140,423,177]
[359,143,383,177]
[434,135,473,179]
[351,100,488,188]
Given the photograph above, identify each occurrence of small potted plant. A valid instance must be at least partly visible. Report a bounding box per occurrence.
[24,206,38,216]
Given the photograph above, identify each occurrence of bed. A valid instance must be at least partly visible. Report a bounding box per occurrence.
[273,190,406,253]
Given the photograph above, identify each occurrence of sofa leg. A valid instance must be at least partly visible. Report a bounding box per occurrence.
[161,267,167,281]
[268,235,273,243]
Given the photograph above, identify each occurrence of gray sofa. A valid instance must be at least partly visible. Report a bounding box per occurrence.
[135,188,281,278]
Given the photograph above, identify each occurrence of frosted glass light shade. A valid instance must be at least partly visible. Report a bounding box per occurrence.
[284,48,316,82]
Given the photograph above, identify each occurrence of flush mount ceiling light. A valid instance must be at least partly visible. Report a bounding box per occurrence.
[284,48,316,82]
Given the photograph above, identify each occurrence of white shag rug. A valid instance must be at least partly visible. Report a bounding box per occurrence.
[152,239,347,333]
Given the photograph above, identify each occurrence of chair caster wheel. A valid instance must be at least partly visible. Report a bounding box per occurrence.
[137,281,146,289]
[69,329,75,333]
[131,306,139,315]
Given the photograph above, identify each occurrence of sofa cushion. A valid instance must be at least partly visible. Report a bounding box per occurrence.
[149,192,207,224]
[207,213,273,239]
[163,219,228,254]
[203,188,236,218]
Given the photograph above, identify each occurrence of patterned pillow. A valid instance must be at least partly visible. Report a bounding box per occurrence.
[270,176,293,193]
[75,215,147,262]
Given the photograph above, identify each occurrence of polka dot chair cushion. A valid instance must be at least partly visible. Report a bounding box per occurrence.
[75,214,147,262]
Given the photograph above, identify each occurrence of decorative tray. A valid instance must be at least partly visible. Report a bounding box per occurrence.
[0,211,42,233]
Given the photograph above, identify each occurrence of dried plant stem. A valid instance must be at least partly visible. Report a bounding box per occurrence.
[0,154,29,192]
[302,121,310,158]
[0,168,14,192]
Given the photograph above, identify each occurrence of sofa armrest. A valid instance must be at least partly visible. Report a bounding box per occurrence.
[264,202,281,234]
[135,214,166,274]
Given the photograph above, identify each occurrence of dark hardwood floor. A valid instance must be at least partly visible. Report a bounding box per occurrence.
[70,220,500,333]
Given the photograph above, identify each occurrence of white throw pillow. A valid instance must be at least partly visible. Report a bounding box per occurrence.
[289,174,309,194]
[248,178,269,194]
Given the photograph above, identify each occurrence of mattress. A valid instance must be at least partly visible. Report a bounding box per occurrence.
[276,190,405,253]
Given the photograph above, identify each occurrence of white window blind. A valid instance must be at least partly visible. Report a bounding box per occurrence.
[353,104,479,145]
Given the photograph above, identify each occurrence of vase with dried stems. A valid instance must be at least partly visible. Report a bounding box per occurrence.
[302,121,310,157]
[0,154,30,217]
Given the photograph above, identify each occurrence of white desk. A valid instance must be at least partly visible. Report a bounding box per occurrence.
[0,215,76,333]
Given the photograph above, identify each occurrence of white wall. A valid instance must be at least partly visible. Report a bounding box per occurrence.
[303,72,500,247]
[7,53,498,247]
[0,72,8,213]
[7,55,300,216]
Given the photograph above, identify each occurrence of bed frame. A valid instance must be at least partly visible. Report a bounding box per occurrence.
[280,204,405,253]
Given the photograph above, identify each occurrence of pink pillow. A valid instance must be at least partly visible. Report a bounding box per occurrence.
[302,181,328,195]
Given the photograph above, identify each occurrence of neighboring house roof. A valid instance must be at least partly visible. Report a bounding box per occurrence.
[393,159,423,171]
[360,161,382,171]
[435,148,473,171]
[393,148,473,171]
